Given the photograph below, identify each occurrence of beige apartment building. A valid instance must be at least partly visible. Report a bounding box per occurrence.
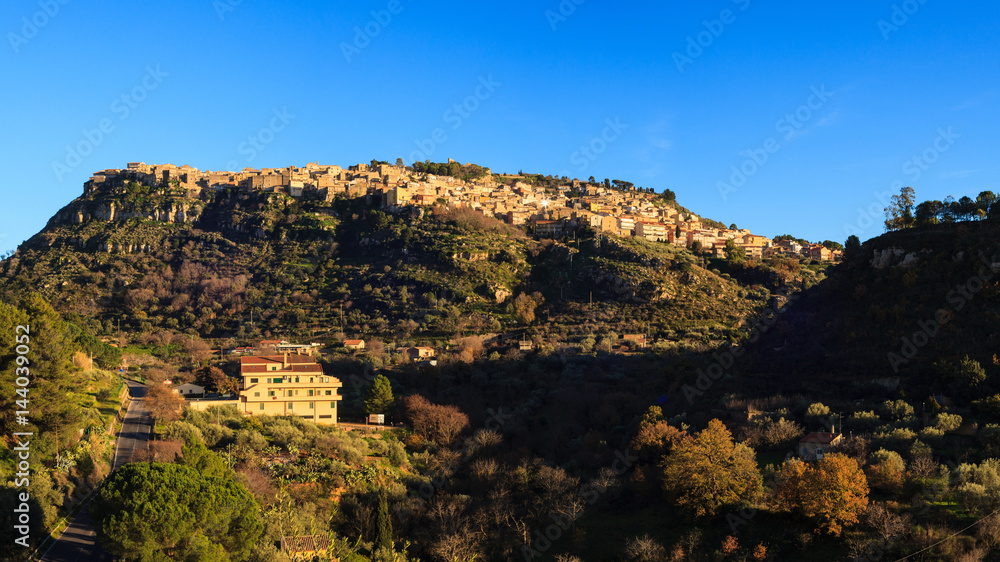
[238,354,343,424]
[635,221,669,242]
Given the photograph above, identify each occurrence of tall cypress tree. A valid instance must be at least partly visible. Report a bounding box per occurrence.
[375,486,392,551]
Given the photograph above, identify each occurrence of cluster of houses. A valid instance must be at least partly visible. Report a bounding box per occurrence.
[84,160,841,262]
[85,160,413,200]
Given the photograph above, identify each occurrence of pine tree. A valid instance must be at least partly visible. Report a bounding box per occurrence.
[365,374,394,416]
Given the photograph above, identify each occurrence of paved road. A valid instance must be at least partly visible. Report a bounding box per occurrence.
[39,381,149,562]
[111,382,151,472]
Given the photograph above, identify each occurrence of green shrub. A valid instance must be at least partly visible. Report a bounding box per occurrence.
[202,424,235,447]
[235,429,267,451]
[163,421,204,445]
[933,413,963,432]
[805,402,830,420]
[882,400,915,422]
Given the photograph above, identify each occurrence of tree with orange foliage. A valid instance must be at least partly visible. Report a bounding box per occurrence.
[630,420,687,463]
[660,419,761,518]
[145,384,187,424]
[721,535,739,556]
[402,395,469,446]
[775,453,869,536]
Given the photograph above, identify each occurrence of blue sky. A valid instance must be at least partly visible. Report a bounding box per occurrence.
[2,0,999,254]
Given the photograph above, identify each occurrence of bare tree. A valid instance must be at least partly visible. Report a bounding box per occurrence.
[403,395,470,446]
[624,535,667,561]
[145,384,187,424]
[864,502,911,545]
[182,337,213,364]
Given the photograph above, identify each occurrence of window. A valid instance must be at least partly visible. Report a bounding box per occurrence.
[288,403,294,410]
[259,403,264,410]
[295,377,300,383]
[254,392,260,397]
[330,402,337,409]
[325,390,332,396]
[295,390,299,396]
[272,378,282,384]
[309,377,314,383]
[250,378,259,384]
[268,390,275,397]
[323,377,329,383]
[309,402,314,409]
[287,390,294,397]
[308,390,314,396]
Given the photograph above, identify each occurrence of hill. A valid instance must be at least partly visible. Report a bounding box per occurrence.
[0,178,797,349]
[0,169,860,561]
[719,219,1000,401]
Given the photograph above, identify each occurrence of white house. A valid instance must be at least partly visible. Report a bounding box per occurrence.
[174,383,205,397]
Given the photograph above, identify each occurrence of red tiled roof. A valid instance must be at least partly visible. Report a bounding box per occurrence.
[799,432,841,445]
[240,355,323,374]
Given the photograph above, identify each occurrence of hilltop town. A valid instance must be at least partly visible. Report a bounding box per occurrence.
[83,160,842,262]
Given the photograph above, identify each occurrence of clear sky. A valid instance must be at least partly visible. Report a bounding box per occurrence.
[3,0,999,254]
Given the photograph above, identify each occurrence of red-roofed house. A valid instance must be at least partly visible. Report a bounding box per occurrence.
[798,432,843,460]
[344,340,365,350]
[623,334,648,348]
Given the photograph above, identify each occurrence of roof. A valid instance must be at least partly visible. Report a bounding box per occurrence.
[241,364,322,374]
[344,339,364,345]
[799,432,842,445]
[240,355,323,375]
[176,383,204,390]
[280,535,330,553]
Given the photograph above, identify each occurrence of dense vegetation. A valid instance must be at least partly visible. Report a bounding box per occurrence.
[0,289,124,554]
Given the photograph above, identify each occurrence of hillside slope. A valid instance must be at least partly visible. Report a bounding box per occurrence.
[1,181,784,345]
[738,220,1000,399]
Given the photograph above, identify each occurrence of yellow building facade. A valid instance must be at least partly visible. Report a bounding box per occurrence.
[239,354,343,425]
